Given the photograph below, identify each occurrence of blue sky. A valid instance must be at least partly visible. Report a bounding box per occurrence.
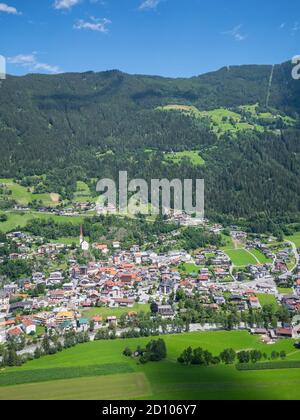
[1,0,300,77]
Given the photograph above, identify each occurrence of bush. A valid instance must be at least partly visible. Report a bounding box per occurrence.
[123,347,132,357]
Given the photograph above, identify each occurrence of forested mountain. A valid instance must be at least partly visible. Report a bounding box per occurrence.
[0,60,299,221]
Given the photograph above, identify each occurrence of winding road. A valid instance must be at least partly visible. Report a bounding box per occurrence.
[286,240,300,274]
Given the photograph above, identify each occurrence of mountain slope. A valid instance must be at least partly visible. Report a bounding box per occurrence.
[0,61,299,220]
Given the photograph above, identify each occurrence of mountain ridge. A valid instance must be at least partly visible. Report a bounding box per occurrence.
[0,60,299,221]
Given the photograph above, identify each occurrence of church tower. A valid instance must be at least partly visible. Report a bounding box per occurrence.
[79,225,84,245]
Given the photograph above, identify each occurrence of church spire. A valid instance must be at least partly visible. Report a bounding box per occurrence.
[80,225,83,245]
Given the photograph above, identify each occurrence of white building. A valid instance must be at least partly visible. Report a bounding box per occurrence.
[0,313,6,344]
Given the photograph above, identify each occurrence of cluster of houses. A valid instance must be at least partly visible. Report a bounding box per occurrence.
[1,224,300,348]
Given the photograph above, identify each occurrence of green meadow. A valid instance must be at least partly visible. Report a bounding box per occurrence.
[0,211,85,233]
[0,331,299,400]
[164,151,205,166]
[158,104,295,138]
[286,232,300,248]
[220,235,235,251]
[225,249,257,267]
[277,288,294,295]
[0,178,59,207]
[250,249,272,264]
[257,294,278,307]
[81,304,151,319]
[72,181,95,204]
[180,262,201,274]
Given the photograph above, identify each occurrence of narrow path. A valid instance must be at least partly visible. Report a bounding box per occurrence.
[245,249,260,264]
[225,248,260,264]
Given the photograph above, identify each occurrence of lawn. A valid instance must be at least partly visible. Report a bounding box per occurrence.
[225,249,257,267]
[0,331,299,400]
[277,288,294,295]
[180,263,201,274]
[287,257,297,271]
[81,303,151,319]
[257,294,278,307]
[164,151,205,166]
[250,249,272,264]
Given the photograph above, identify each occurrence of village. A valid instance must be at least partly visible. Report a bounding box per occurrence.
[0,214,300,363]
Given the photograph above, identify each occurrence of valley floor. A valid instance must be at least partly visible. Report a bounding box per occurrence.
[1,331,300,400]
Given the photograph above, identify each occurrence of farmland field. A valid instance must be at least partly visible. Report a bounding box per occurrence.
[0,373,150,401]
[0,178,59,207]
[0,211,85,233]
[225,249,257,267]
[0,331,299,400]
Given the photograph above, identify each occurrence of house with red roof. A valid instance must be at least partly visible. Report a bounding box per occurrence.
[21,319,36,335]
[7,326,23,340]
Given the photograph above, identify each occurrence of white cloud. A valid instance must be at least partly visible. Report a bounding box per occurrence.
[279,23,286,29]
[54,0,81,10]
[74,17,111,32]
[0,2,20,14]
[293,21,300,32]
[139,0,161,11]
[7,53,60,74]
[223,24,247,41]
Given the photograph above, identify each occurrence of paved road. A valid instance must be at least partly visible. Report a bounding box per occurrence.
[286,240,299,274]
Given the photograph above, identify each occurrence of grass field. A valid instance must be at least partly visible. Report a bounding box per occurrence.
[257,294,278,307]
[1,331,299,400]
[0,373,150,401]
[51,237,81,245]
[164,151,205,166]
[180,263,201,274]
[220,235,235,251]
[158,105,264,137]
[81,304,151,319]
[285,233,300,248]
[0,211,85,233]
[0,178,59,207]
[250,249,272,264]
[277,288,294,295]
[225,249,257,267]
[158,104,295,139]
[0,364,134,387]
[72,181,95,204]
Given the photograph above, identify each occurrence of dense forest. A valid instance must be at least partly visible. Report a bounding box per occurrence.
[0,61,299,221]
